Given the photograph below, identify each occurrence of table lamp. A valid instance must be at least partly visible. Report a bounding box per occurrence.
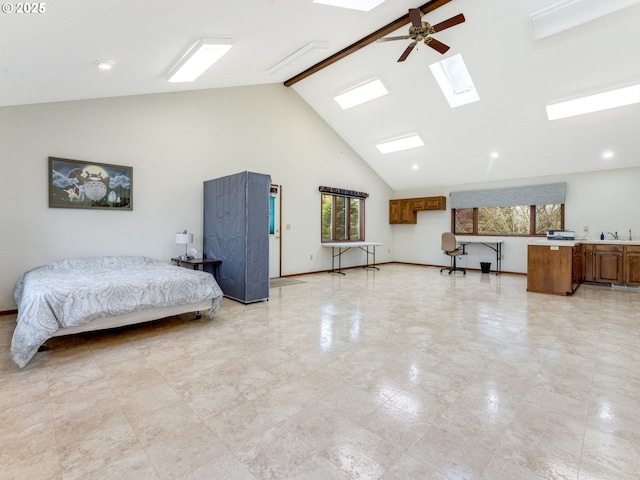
[175,230,194,260]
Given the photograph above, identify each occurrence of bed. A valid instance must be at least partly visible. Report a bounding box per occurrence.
[11,255,223,368]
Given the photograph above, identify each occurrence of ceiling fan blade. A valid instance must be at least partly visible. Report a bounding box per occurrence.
[408,8,422,29]
[427,37,450,54]
[432,13,465,32]
[398,42,417,62]
[377,35,412,43]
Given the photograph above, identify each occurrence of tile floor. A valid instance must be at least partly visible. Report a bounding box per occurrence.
[1,264,640,480]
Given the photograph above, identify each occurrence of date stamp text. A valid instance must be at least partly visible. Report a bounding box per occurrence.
[2,2,46,13]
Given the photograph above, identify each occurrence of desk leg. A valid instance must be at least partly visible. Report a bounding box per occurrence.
[362,246,380,270]
[329,247,346,275]
[496,243,502,275]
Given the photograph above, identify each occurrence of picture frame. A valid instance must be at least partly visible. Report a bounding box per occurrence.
[49,157,133,210]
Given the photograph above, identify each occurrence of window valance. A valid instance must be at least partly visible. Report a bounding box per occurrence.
[319,186,369,199]
[450,182,566,209]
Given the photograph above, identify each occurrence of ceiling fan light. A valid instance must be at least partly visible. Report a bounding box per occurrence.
[334,78,388,110]
[376,134,424,154]
[546,84,640,120]
[167,38,233,83]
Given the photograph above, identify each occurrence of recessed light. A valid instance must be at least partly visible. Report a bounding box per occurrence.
[603,150,614,160]
[375,134,424,154]
[546,84,640,120]
[490,151,499,159]
[95,60,113,71]
[334,78,388,110]
[412,164,419,170]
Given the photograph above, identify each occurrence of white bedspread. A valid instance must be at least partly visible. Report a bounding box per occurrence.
[11,256,223,368]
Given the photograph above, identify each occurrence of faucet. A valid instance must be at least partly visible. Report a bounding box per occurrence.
[606,232,618,240]
[629,229,633,241]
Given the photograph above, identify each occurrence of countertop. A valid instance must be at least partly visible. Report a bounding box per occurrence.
[529,239,640,247]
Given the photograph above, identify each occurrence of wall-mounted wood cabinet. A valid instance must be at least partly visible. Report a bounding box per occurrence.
[389,196,446,224]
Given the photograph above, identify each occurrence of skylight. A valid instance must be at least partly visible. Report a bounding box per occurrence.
[312,0,386,12]
[429,54,479,108]
[376,134,424,154]
[546,84,640,120]
[334,78,388,110]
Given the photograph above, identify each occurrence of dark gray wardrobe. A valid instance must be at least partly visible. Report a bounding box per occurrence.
[203,171,271,303]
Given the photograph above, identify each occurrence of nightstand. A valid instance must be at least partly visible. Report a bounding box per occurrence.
[171,258,222,282]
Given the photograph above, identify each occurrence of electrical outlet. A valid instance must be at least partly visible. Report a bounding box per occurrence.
[583,226,589,233]
[310,254,313,260]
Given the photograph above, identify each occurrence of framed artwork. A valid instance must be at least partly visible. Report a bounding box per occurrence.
[49,157,133,210]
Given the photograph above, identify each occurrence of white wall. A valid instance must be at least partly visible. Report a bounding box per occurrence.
[0,84,394,310]
[392,167,640,273]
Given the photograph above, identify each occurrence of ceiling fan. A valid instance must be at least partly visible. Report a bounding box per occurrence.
[378,8,465,62]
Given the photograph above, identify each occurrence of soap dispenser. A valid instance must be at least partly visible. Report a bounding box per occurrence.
[600,232,605,240]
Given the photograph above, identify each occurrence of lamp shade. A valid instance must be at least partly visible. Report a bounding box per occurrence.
[175,232,193,245]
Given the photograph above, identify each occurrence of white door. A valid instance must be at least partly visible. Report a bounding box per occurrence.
[269,184,281,278]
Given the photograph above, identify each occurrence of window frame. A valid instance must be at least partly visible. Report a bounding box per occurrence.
[452,204,564,237]
[321,193,365,243]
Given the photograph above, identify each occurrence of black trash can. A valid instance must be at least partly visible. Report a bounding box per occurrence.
[480,262,491,274]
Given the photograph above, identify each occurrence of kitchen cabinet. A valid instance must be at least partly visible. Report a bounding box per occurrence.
[389,196,446,224]
[582,244,595,282]
[527,244,580,295]
[533,241,640,294]
[572,245,582,291]
[594,245,624,284]
[624,245,640,286]
[389,199,416,224]
[583,244,625,285]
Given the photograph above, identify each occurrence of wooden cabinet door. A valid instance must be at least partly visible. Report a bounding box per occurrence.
[595,246,624,284]
[400,200,417,223]
[582,245,595,282]
[572,247,582,291]
[389,200,400,224]
[424,196,445,210]
[624,246,640,286]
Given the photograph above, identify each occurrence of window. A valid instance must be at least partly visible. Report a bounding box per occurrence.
[321,193,365,242]
[450,183,566,236]
[453,204,563,236]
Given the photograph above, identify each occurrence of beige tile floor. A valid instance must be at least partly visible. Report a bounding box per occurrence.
[1,263,640,480]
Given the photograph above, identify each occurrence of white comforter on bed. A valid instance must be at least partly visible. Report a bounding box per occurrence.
[11,256,223,368]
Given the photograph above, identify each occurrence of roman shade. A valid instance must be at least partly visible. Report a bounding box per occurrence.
[449,182,566,209]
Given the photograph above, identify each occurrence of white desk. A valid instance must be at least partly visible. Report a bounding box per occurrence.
[322,241,383,274]
[457,238,504,274]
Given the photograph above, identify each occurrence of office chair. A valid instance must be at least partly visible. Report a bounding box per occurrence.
[440,232,467,275]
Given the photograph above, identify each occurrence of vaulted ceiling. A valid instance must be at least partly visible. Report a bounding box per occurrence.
[2,0,639,190]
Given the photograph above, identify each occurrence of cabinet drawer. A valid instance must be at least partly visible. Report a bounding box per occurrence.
[595,245,623,253]
[625,245,640,254]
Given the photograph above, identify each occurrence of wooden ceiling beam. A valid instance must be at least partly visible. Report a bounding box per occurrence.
[284,0,452,87]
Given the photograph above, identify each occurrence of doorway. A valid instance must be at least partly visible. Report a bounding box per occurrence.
[269,184,281,278]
